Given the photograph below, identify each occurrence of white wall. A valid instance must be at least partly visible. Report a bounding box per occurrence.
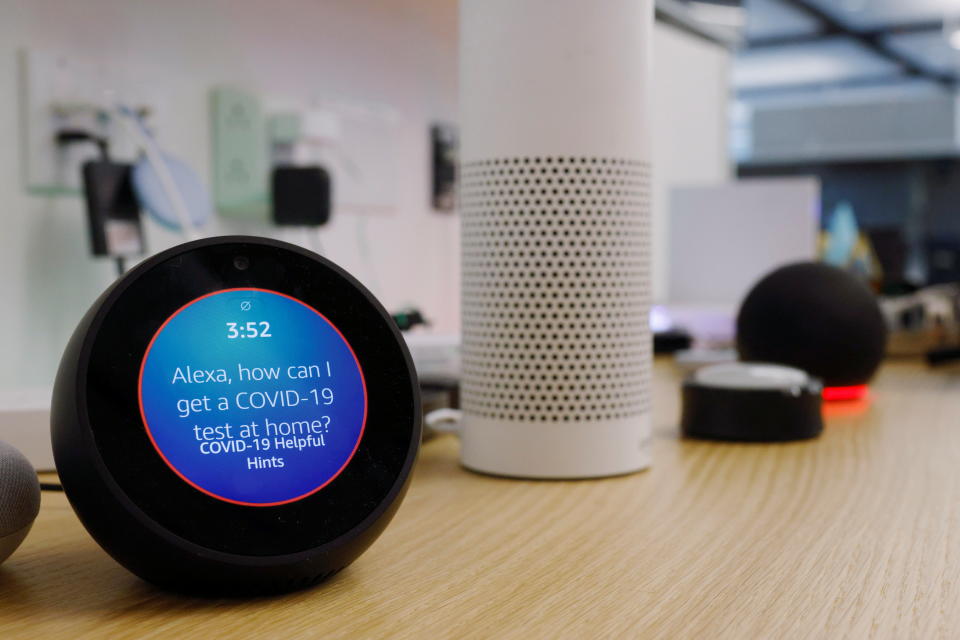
[0,0,461,390]
[651,23,732,300]
[0,1,728,392]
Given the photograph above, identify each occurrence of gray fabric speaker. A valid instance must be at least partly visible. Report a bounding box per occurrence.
[0,440,41,564]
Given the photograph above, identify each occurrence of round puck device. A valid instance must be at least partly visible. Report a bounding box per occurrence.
[51,236,421,594]
[681,363,823,442]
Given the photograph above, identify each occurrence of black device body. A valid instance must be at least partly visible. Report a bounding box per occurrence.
[430,123,457,211]
[736,262,887,387]
[271,166,331,227]
[653,329,692,355]
[681,378,823,442]
[81,161,144,257]
[51,236,420,595]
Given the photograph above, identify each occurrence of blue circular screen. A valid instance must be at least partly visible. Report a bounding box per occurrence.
[138,288,367,506]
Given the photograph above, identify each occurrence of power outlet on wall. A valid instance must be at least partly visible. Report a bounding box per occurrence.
[211,86,269,219]
[18,49,156,196]
[264,98,401,215]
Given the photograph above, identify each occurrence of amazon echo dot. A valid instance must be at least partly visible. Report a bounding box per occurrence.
[681,362,823,442]
[51,236,420,594]
[737,262,887,388]
[0,440,41,565]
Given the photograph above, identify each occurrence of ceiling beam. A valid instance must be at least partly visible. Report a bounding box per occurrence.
[748,20,944,49]
[749,2,955,87]
[655,0,740,48]
[735,73,915,99]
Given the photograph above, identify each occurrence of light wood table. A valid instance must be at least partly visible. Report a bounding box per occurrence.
[2,360,959,639]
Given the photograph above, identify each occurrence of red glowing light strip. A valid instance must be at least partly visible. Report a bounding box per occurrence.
[822,385,868,402]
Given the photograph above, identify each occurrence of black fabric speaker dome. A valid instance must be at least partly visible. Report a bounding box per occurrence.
[736,262,887,387]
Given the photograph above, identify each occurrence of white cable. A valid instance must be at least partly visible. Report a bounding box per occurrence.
[114,105,200,241]
[300,226,324,256]
[424,408,462,434]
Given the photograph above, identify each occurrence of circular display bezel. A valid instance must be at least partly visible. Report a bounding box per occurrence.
[79,237,419,557]
[138,287,369,507]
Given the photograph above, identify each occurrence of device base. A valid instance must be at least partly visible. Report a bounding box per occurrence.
[460,414,651,479]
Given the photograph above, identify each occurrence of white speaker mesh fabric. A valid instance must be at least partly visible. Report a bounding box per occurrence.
[0,440,41,538]
[461,156,651,423]
[459,0,653,477]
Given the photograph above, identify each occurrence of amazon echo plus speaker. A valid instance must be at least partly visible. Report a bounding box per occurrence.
[459,0,654,477]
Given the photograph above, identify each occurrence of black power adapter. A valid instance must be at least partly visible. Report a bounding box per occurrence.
[81,160,145,261]
[271,165,331,227]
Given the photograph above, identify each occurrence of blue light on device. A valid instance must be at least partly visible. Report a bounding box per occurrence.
[138,287,367,506]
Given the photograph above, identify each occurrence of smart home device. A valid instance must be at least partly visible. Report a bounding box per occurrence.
[0,440,41,565]
[51,236,420,594]
[457,0,654,478]
[681,363,823,442]
[737,261,887,392]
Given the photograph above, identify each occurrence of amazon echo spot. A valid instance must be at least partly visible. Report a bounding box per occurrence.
[51,236,421,595]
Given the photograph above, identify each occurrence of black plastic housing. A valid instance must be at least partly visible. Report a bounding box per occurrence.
[271,166,331,227]
[737,262,887,387]
[51,236,420,595]
[681,375,824,442]
[81,160,144,257]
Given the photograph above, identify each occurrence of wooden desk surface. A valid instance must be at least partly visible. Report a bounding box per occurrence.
[2,360,959,639]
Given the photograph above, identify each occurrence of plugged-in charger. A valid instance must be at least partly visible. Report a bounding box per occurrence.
[81,160,145,259]
[57,125,145,269]
[271,165,331,227]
